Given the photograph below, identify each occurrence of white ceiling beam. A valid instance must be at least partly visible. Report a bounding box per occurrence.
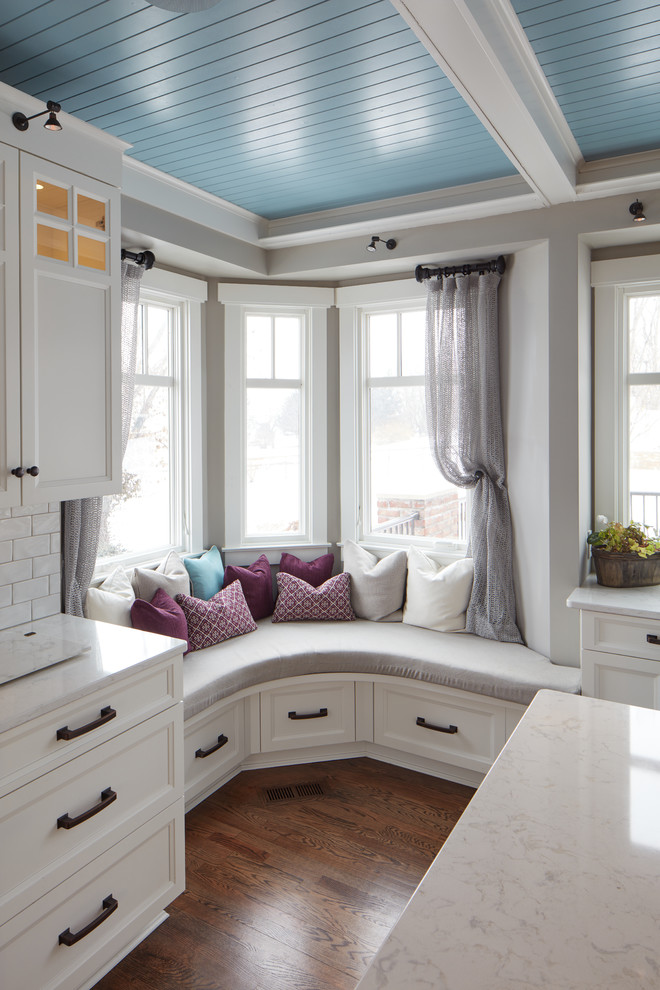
[390,0,581,206]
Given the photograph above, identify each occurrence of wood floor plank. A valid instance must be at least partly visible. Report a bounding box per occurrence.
[94,757,474,990]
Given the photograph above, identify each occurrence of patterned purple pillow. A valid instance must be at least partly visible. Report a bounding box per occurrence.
[279,551,334,588]
[272,572,355,623]
[176,580,257,651]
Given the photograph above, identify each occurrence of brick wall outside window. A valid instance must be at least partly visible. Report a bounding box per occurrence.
[0,503,61,630]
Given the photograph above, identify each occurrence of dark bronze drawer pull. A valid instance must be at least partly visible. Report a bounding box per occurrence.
[56,706,116,741]
[195,733,228,758]
[647,634,660,646]
[58,894,118,946]
[416,716,458,734]
[288,707,328,720]
[57,787,117,829]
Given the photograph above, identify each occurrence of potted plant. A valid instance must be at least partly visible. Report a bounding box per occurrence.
[587,521,660,587]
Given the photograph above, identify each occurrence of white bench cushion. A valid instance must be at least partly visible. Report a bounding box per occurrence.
[182,619,581,720]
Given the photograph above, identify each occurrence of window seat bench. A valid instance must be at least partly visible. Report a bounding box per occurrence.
[181,619,581,809]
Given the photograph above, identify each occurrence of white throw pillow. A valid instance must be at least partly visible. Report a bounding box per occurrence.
[403,548,474,632]
[133,550,190,601]
[343,540,407,621]
[84,566,135,626]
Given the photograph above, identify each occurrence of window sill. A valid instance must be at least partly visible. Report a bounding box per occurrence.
[223,543,332,566]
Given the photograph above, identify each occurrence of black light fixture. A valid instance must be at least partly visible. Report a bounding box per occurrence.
[629,199,646,223]
[367,235,397,252]
[12,100,62,132]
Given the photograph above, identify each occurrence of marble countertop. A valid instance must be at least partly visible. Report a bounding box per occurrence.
[357,689,660,990]
[567,575,660,618]
[0,613,186,734]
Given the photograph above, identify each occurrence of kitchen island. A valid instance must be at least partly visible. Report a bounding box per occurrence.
[357,689,660,990]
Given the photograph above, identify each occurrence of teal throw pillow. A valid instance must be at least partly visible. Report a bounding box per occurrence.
[183,545,224,600]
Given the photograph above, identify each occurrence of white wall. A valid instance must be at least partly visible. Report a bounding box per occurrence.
[500,242,551,656]
[0,503,61,629]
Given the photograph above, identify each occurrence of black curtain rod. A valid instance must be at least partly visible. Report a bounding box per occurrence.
[415,254,506,283]
[121,248,156,270]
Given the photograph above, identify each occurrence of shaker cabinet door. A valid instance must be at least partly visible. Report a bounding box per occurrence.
[18,154,121,503]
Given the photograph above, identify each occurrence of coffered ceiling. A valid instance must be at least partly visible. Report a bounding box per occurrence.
[2,0,660,228]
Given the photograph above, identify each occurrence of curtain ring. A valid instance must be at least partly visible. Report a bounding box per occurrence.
[474,470,484,482]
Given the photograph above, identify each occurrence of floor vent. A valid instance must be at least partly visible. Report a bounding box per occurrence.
[263,781,325,803]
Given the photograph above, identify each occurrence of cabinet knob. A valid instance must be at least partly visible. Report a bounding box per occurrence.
[10,466,39,478]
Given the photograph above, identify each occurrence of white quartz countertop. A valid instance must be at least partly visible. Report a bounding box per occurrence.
[357,689,660,990]
[567,575,660,618]
[0,613,186,734]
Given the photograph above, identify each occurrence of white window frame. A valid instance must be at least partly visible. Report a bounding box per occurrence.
[337,279,467,558]
[220,283,331,565]
[592,255,660,528]
[95,267,205,574]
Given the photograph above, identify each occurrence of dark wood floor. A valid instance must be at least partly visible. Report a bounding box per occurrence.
[95,758,474,990]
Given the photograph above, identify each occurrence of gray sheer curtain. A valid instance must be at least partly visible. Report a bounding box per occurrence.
[425,271,522,644]
[62,260,145,616]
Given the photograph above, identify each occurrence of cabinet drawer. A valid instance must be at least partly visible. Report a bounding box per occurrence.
[0,802,184,990]
[582,649,660,709]
[260,681,355,753]
[374,683,506,773]
[0,705,182,924]
[581,610,660,662]
[0,657,179,794]
[184,697,245,796]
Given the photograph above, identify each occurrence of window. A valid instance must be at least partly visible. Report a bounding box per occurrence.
[221,284,331,559]
[96,270,205,569]
[593,257,660,533]
[338,282,468,551]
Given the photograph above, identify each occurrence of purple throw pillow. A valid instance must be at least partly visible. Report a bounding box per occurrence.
[176,580,257,652]
[279,551,334,588]
[223,554,274,620]
[131,587,190,654]
[272,572,355,622]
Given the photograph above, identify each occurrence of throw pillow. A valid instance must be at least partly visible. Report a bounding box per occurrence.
[130,588,190,654]
[222,554,274,620]
[183,545,224,600]
[279,551,334,588]
[343,539,407,620]
[403,548,474,632]
[272,571,355,622]
[133,550,190,602]
[84,566,135,627]
[176,580,257,651]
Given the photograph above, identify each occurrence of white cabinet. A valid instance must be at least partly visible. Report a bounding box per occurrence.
[580,609,660,709]
[0,639,185,990]
[0,124,121,507]
[260,679,356,753]
[374,681,510,774]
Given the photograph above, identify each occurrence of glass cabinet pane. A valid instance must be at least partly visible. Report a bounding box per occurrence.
[36,181,69,219]
[37,224,69,261]
[77,193,106,231]
[78,235,106,271]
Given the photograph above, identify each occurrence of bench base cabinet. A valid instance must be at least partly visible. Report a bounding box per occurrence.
[260,680,356,753]
[374,682,507,774]
[183,674,527,809]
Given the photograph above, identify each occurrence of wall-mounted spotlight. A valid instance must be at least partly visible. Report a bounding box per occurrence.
[367,235,397,252]
[629,199,646,223]
[12,100,62,133]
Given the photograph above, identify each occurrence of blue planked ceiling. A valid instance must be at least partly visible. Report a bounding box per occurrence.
[511,0,660,162]
[0,0,516,219]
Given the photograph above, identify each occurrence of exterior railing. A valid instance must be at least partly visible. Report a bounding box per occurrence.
[630,491,660,534]
[372,511,420,536]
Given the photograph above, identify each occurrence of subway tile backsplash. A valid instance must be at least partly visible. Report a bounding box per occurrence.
[0,504,61,630]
